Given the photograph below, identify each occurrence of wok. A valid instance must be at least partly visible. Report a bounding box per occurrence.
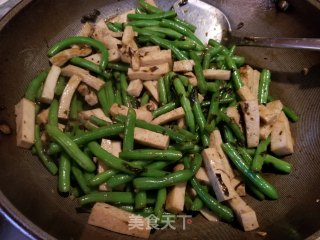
[0,0,320,239]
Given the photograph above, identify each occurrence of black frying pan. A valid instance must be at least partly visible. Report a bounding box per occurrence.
[0,0,320,239]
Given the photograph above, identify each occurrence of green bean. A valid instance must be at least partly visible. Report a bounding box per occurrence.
[133,170,193,190]
[237,147,253,166]
[69,57,110,79]
[140,92,150,106]
[107,22,122,32]
[207,82,220,92]
[246,182,266,201]
[148,35,188,60]
[171,40,196,50]
[48,36,108,70]
[127,11,176,20]
[123,108,136,152]
[173,77,187,96]
[54,76,66,96]
[107,174,134,188]
[114,82,123,105]
[164,73,174,102]
[119,205,134,212]
[69,94,79,120]
[171,142,195,152]
[180,95,196,133]
[120,73,130,107]
[46,125,96,172]
[71,166,91,194]
[144,26,183,39]
[190,153,203,175]
[70,187,81,199]
[152,102,177,118]
[222,143,278,200]
[25,71,48,102]
[189,51,207,94]
[258,69,271,104]
[191,196,204,211]
[135,7,146,14]
[127,20,160,28]
[48,99,59,126]
[120,149,182,161]
[173,127,197,142]
[97,86,110,116]
[89,115,110,127]
[157,77,167,105]
[173,18,197,33]
[218,111,246,144]
[251,137,271,172]
[203,46,222,69]
[112,22,125,31]
[207,90,219,122]
[216,55,245,68]
[154,188,167,219]
[160,19,204,50]
[146,161,169,170]
[208,39,230,56]
[88,141,142,174]
[135,191,147,210]
[132,27,166,38]
[138,0,163,13]
[191,89,206,131]
[107,62,129,72]
[221,125,236,144]
[263,154,292,174]
[267,96,299,122]
[34,125,58,175]
[88,169,118,187]
[141,169,169,177]
[79,192,135,205]
[114,115,188,143]
[177,74,189,87]
[58,153,71,193]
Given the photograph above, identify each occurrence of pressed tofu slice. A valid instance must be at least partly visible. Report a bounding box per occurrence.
[184,72,198,86]
[138,46,160,56]
[98,139,113,192]
[203,69,231,80]
[173,60,194,72]
[109,104,153,122]
[201,147,237,202]
[271,112,294,156]
[151,107,185,125]
[127,79,143,97]
[259,100,283,124]
[78,108,112,125]
[122,26,138,50]
[88,202,150,239]
[200,207,219,222]
[49,47,92,67]
[85,50,121,63]
[128,63,170,81]
[143,81,159,102]
[37,108,49,125]
[237,85,255,101]
[228,196,259,231]
[77,83,98,106]
[40,65,61,104]
[165,164,187,214]
[140,50,172,67]
[240,100,260,148]
[260,123,273,140]
[15,98,35,149]
[58,75,81,120]
[134,127,169,149]
[195,167,210,185]
[251,70,260,98]
[226,106,242,130]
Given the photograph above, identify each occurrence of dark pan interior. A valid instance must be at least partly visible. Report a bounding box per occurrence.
[0,0,320,239]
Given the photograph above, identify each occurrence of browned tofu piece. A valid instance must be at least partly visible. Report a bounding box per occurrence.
[259,100,283,124]
[109,104,153,122]
[173,60,194,72]
[78,22,94,37]
[151,107,185,125]
[134,127,169,149]
[240,100,260,148]
[78,108,112,124]
[271,112,294,156]
[77,83,98,106]
[143,81,159,102]
[138,46,160,56]
[122,26,138,50]
[184,72,198,86]
[41,65,61,104]
[128,63,170,81]
[37,108,49,125]
[226,106,242,130]
[165,164,186,214]
[50,47,92,67]
[88,202,150,239]
[237,86,255,101]
[195,167,210,185]
[140,50,172,67]
[200,208,219,222]
[203,69,231,80]
[97,139,113,191]
[260,123,273,140]
[201,147,237,202]
[127,79,143,97]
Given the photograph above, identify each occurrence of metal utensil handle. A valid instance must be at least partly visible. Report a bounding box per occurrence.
[237,37,320,51]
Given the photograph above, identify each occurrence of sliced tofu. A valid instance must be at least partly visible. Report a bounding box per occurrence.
[237,85,255,101]
[195,167,210,185]
[226,106,242,130]
[119,46,132,64]
[111,141,122,157]
[203,69,231,80]
[140,50,172,67]
[78,22,94,37]
[109,9,135,23]
[165,164,187,214]
[177,117,186,129]
[92,27,122,49]
[143,81,159,102]
[134,127,169,149]
[96,19,123,38]
[227,196,259,231]
[77,83,98,106]
[138,46,160,56]
[240,100,260,148]
[78,108,112,125]
[98,139,113,192]
[259,100,283,124]
[58,75,81,120]
[36,108,49,125]
[251,70,260,99]
[230,176,246,197]
[173,60,194,73]
[128,63,170,81]
[61,65,105,91]
[131,51,141,71]
[184,72,197,86]
[201,147,237,202]
[127,79,143,97]
[145,0,157,6]
[109,104,153,122]
[88,202,150,239]
[122,26,138,50]
[40,65,61,104]
[260,123,273,140]
[271,112,294,156]
[15,98,35,149]
[49,47,92,67]
[151,107,185,125]
[200,207,219,222]
[85,49,121,63]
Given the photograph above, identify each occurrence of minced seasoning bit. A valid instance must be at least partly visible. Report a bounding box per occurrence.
[236,22,244,30]
[81,9,101,23]
[302,67,309,76]
[256,231,267,237]
[0,124,11,135]
[150,66,159,72]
